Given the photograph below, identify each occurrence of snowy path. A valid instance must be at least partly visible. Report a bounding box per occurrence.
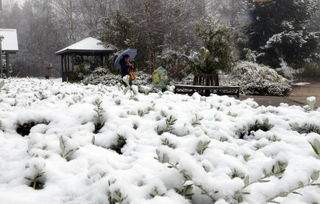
[0,78,320,204]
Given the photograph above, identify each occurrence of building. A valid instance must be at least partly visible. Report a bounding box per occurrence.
[56,37,115,82]
[0,28,19,76]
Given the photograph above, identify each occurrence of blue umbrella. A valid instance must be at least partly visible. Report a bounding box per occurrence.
[114,49,137,69]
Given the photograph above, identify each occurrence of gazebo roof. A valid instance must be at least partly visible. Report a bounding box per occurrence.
[0,28,19,53]
[56,37,115,55]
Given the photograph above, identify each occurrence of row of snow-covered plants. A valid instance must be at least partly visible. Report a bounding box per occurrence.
[0,78,320,204]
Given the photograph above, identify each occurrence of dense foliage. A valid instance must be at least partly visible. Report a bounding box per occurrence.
[191,19,235,74]
[247,0,320,69]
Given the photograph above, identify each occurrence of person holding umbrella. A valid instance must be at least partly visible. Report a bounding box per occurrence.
[115,49,137,87]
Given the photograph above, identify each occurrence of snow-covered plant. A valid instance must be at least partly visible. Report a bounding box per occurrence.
[155,150,170,164]
[156,116,177,135]
[191,114,203,127]
[24,158,46,190]
[36,91,48,101]
[227,111,238,117]
[266,171,320,203]
[230,169,246,179]
[157,48,190,80]
[291,123,320,135]
[16,120,49,137]
[270,161,288,176]
[192,18,235,75]
[267,135,281,142]
[149,186,165,198]
[309,139,320,157]
[161,138,176,149]
[108,189,127,204]
[93,98,105,134]
[114,99,121,105]
[132,122,139,130]
[0,80,4,90]
[160,110,168,118]
[240,161,288,198]
[176,181,194,200]
[59,136,79,161]
[237,119,273,139]
[241,161,287,192]
[137,108,150,117]
[72,95,83,104]
[110,135,127,154]
[227,61,292,96]
[305,96,317,111]
[155,150,218,202]
[196,140,211,155]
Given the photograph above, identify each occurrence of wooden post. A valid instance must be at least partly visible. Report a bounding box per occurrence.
[71,54,74,72]
[67,55,70,82]
[64,55,68,82]
[61,55,64,81]
[0,36,3,76]
[101,55,104,67]
[5,53,9,76]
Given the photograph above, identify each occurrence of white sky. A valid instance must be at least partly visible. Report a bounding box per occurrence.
[3,0,25,6]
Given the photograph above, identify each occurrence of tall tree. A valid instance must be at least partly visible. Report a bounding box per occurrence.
[7,0,65,77]
[105,0,206,72]
[247,0,320,68]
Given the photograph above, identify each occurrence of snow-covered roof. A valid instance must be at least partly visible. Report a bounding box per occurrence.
[56,37,115,55]
[0,28,19,52]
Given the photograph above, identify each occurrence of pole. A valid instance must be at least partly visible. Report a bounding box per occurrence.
[5,53,9,76]
[0,36,3,76]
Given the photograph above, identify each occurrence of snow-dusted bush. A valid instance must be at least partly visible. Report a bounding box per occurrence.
[59,136,79,161]
[82,68,152,87]
[158,48,190,80]
[24,158,46,190]
[291,122,320,135]
[109,134,127,154]
[194,18,235,74]
[236,119,273,139]
[93,98,106,134]
[226,61,292,96]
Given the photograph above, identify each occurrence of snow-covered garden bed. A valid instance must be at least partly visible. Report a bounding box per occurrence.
[0,78,319,204]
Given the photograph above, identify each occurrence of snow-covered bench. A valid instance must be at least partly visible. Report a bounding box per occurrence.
[174,74,240,97]
[174,84,240,98]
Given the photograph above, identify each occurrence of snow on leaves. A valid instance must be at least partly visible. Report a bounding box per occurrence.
[0,78,319,204]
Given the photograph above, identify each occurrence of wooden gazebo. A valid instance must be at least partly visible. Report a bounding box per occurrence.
[56,37,115,82]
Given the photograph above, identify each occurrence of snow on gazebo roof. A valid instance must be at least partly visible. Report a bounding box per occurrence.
[0,28,19,53]
[56,37,115,55]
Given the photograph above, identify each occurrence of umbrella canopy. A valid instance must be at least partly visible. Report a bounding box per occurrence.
[114,49,137,69]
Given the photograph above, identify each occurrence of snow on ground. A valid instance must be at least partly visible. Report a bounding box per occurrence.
[0,78,320,204]
[292,82,311,86]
